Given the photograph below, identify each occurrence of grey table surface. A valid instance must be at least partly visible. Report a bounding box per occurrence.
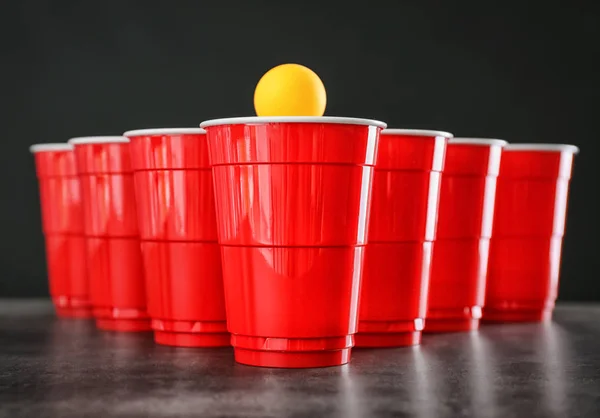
[0,300,599,418]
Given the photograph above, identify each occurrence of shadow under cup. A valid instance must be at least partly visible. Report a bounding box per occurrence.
[202,117,385,368]
[126,128,228,347]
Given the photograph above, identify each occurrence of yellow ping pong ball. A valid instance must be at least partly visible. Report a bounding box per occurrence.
[254,64,327,117]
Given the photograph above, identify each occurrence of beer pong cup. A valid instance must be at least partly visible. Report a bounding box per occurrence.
[426,138,507,332]
[201,116,386,368]
[69,136,150,332]
[30,143,92,318]
[356,129,451,347]
[124,128,228,347]
[484,143,579,322]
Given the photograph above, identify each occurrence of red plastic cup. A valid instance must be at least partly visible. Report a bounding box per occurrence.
[484,143,579,322]
[69,136,151,332]
[30,143,92,318]
[425,138,507,332]
[356,129,451,347]
[201,116,386,368]
[124,128,229,347]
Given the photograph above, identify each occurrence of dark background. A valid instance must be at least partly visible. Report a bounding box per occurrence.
[0,1,598,300]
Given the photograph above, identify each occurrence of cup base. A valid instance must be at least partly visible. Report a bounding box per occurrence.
[151,319,229,347]
[482,308,552,323]
[52,296,93,319]
[231,334,353,368]
[96,318,152,332]
[354,331,421,348]
[424,318,479,333]
[234,347,351,368]
[154,331,230,347]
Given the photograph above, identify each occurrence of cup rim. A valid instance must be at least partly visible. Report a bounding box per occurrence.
[123,128,206,137]
[200,116,387,129]
[29,143,73,153]
[504,143,580,154]
[381,129,454,138]
[449,138,508,147]
[68,136,130,145]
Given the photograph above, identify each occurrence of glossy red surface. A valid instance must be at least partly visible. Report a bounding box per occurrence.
[375,133,446,171]
[129,132,211,170]
[140,241,227,346]
[34,151,83,235]
[205,121,382,368]
[221,246,362,336]
[426,142,503,332]
[45,235,91,318]
[86,237,150,331]
[212,164,373,246]
[72,141,150,331]
[485,237,561,321]
[368,171,441,242]
[133,170,217,241]
[79,174,139,237]
[427,239,488,331]
[33,149,91,318]
[127,131,227,346]
[484,148,577,322]
[207,123,378,165]
[492,178,571,238]
[73,142,133,174]
[357,242,431,347]
[357,132,447,347]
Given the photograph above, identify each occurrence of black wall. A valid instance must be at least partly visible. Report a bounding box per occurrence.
[1,1,598,300]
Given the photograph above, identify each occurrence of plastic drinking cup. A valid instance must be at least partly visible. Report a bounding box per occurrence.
[125,128,228,347]
[356,129,451,347]
[69,136,150,332]
[30,143,91,318]
[483,143,579,322]
[201,116,386,368]
[426,138,506,332]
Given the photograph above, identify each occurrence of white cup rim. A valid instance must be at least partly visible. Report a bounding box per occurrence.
[200,116,387,129]
[68,136,130,145]
[123,128,206,137]
[381,129,454,138]
[449,138,508,147]
[504,143,580,154]
[29,143,73,153]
